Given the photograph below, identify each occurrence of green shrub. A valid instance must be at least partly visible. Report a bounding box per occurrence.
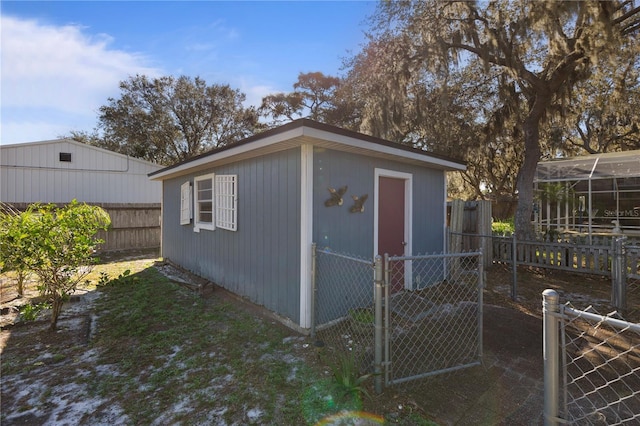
[349,308,374,324]
[330,351,374,402]
[19,302,51,322]
[492,219,514,236]
[16,201,111,330]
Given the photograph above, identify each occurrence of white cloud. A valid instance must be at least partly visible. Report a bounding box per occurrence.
[239,81,277,110]
[0,15,162,144]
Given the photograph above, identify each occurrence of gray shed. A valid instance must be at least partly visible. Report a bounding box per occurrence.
[149,119,466,331]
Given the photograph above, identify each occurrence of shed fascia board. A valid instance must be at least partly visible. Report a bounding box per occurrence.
[149,127,305,180]
[0,138,163,170]
[149,120,466,181]
[303,126,467,171]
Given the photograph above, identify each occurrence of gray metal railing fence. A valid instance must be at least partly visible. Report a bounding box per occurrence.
[453,232,638,316]
[311,243,483,393]
[625,244,640,320]
[543,289,640,426]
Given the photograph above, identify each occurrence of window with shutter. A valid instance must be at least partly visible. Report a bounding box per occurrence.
[194,174,215,231]
[215,175,237,231]
[180,181,192,225]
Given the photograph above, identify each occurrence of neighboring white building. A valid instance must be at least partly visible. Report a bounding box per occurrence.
[0,139,163,251]
[0,138,162,204]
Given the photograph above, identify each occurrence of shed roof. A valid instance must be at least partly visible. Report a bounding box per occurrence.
[149,119,466,180]
[535,149,640,183]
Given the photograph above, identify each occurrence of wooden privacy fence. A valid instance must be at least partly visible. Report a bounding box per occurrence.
[94,203,161,252]
[448,200,492,267]
[9,202,161,252]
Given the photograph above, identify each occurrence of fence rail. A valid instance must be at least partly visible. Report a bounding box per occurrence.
[489,235,612,276]
[543,289,640,425]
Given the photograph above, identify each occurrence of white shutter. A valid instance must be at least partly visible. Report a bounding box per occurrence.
[215,175,237,231]
[180,181,192,225]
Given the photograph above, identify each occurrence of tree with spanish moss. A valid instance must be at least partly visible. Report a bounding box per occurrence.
[355,0,640,238]
[559,41,640,155]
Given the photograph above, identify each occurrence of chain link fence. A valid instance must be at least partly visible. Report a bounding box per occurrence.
[385,252,483,385]
[311,245,377,374]
[543,290,640,425]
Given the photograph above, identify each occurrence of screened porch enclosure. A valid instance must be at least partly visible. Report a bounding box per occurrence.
[534,150,640,240]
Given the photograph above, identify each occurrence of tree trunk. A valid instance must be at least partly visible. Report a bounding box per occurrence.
[16,271,25,297]
[49,296,63,331]
[514,108,543,241]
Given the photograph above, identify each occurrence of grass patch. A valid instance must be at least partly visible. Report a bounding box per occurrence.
[90,265,324,424]
[2,255,440,425]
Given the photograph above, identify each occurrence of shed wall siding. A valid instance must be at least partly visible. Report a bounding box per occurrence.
[0,141,161,204]
[313,148,445,258]
[162,148,302,323]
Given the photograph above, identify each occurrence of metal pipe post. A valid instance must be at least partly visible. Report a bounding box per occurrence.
[310,242,317,339]
[611,237,627,312]
[478,251,484,360]
[543,289,560,426]
[384,253,391,387]
[511,233,518,300]
[373,255,383,394]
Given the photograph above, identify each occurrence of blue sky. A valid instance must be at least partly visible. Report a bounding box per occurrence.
[1,1,376,144]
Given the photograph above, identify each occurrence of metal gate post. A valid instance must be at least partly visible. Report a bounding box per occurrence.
[478,251,484,360]
[373,255,383,394]
[511,233,518,300]
[384,253,391,387]
[543,289,560,426]
[611,236,627,313]
[310,243,317,339]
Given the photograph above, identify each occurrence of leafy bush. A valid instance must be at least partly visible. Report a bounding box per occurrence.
[0,206,36,297]
[8,201,111,330]
[492,219,514,236]
[349,308,374,324]
[19,302,51,321]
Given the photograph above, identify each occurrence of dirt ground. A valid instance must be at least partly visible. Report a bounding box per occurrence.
[393,265,639,426]
[1,255,637,425]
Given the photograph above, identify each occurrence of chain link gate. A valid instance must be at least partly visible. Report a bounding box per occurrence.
[312,245,484,391]
[383,251,484,386]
